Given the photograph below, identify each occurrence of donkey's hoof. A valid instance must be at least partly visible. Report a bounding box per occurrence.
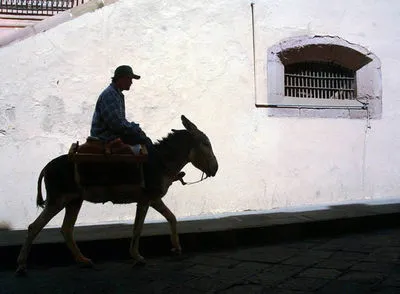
[171,248,182,256]
[77,257,94,268]
[132,255,146,266]
[15,265,27,276]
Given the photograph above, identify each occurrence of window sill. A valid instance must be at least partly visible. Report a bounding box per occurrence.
[256,104,372,119]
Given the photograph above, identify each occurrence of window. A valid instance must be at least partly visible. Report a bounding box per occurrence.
[261,36,382,119]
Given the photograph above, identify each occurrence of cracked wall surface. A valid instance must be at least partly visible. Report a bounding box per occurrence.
[0,0,400,230]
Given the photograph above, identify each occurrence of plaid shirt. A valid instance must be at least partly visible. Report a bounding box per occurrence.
[90,83,142,142]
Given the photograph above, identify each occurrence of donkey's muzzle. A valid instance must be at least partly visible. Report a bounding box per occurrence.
[207,160,218,177]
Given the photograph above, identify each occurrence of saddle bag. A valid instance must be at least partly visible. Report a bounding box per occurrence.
[68,137,148,186]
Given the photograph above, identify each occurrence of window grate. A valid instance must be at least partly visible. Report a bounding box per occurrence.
[284,62,356,99]
[0,1,86,16]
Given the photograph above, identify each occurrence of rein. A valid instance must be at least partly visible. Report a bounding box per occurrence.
[179,172,208,186]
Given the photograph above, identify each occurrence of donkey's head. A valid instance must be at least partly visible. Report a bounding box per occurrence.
[181,115,218,177]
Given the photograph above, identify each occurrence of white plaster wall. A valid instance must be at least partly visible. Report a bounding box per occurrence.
[0,28,19,39]
[0,0,399,230]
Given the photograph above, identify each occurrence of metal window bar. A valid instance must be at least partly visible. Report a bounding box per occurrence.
[284,62,356,100]
[0,1,86,16]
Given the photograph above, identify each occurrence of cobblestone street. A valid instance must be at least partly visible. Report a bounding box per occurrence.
[1,226,400,294]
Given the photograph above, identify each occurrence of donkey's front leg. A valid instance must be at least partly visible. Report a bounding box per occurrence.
[130,201,149,265]
[151,199,181,254]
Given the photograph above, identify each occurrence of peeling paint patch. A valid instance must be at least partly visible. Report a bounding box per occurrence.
[41,95,65,133]
[5,106,16,122]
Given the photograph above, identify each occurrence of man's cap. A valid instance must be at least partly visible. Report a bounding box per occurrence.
[113,65,140,80]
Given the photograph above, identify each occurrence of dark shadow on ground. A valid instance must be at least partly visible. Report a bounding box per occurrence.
[1,202,399,271]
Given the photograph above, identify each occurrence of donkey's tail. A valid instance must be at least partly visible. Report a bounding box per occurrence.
[36,168,46,208]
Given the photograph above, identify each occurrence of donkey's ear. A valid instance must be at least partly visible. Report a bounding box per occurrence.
[181,115,198,131]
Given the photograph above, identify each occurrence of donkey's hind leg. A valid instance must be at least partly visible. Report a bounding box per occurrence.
[61,198,92,267]
[16,202,64,275]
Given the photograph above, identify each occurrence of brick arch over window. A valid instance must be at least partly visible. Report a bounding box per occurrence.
[263,36,382,119]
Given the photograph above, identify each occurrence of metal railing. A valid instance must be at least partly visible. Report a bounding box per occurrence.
[284,62,356,100]
[0,1,86,16]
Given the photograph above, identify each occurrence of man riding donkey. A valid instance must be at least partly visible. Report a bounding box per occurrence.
[15,65,219,275]
[90,65,185,193]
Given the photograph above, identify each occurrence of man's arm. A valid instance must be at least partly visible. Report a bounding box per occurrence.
[100,92,143,137]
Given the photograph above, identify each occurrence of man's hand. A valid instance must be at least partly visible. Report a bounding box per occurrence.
[136,129,153,145]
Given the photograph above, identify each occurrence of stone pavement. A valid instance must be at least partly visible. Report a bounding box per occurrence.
[1,226,400,294]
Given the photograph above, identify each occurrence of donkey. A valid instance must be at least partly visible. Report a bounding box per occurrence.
[16,115,218,274]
